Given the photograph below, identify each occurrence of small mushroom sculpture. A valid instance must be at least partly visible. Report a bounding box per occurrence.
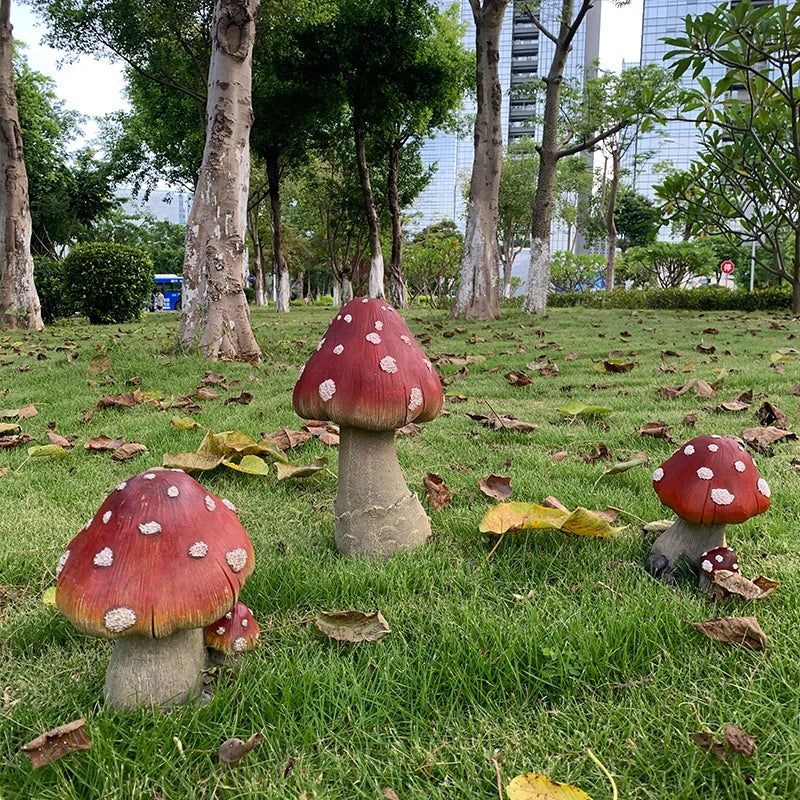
[204,601,260,666]
[55,469,254,710]
[646,434,770,582]
[293,297,444,557]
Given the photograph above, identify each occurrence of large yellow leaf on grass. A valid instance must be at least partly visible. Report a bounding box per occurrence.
[480,503,620,538]
[507,773,593,800]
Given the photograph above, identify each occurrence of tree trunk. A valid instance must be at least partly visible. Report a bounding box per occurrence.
[386,141,408,308]
[604,146,621,291]
[452,0,507,321]
[266,146,290,313]
[500,231,513,298]
[246,206,266,306]
[352,105,384,299]
[179,0,261,363]
[0,0,43,332]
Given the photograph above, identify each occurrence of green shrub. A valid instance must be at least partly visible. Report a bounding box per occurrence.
[244,286,255,305]
[546,285,793,311]
[33,257,76,322]
[63,243,153,324]
[312,295,334,306]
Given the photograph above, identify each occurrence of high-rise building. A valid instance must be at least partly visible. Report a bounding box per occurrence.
[410,0,601,237]
[632,0,787,202]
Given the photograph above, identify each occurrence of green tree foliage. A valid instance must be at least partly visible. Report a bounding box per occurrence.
[14,55,117,257]
[619,241,714,289]
[548,251,604,293]
[33,257,75,322]
[613,191,659,251]
[63,242,153,324]
[660,0,800,311]
[403,220,462,307]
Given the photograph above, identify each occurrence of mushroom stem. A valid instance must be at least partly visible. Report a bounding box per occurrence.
[103,628,207,711]
[645,518,726,582]
[334,426,431,557]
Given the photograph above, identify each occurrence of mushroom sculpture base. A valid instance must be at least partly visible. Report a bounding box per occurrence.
[645,519,726,582]
[334,426,431,558]
[103,628,207,711]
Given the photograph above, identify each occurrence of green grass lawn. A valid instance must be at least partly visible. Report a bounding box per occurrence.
[1,303,799,799]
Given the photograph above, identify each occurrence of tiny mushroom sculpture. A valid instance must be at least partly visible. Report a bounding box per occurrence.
[293,297,444,557]
[204,601,260,665]
[646,434,770,582]
[56,468,254,710]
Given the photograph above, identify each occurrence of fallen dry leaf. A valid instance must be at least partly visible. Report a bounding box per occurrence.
[741,426,797,455]
[224,392,253,406]
[716,401,750,413]
[382,789,401,800]
[84,436,125,452]
[262,429,313,450]
[218,732,263,768]
[480,502,621,538]
[505,370,532,387]
[550,450,568,463]
[643,519,675,533]
[110,442,148,461]
[693,732,728,762]
[466,411,539,433]
[46,431,74,449]
[315,610,390,643]
[423,473,453,511]
[0,433,35,449]
[724,724,756,757]
[395,423,422,436]
[541,496,570,512]
[640,421,671,440]
[478,474,512,501]
[710,570,778,601]
[318,430,340,446]
[602,453,649,476]
[682,412,698,426]
[691,616,767,650]
[603,359,634,373]
[506,772,592,800]
[202,370,228,386]
[88,354,111,375]
[20,719,91,769]
[194,386,222,401]
[754,401,790,430]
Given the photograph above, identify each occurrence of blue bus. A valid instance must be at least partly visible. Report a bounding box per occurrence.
[151,274,183,311]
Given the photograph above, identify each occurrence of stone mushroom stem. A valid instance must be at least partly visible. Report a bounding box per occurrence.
[103,628,207,711]
[334,426,431,557]
[645,518,726,581]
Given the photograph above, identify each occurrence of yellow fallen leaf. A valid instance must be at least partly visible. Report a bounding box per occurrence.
[43,587,57,607]
[222,455,273,476]
[480,503,620,538]
[507,773,593,800]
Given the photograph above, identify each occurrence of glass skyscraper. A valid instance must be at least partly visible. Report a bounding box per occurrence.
[409,0,601,236]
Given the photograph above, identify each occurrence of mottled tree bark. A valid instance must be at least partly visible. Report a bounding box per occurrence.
[180,0,261,362]
[386,140,408,308]
[452,0,508,321]
[352,105,385,299]
[0,0,43,331]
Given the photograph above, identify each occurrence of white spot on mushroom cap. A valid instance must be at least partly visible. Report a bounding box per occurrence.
[225,611,233,620]
[56,550,71,577]
[336,315,342,320]
[138,521,162,535]
[167,486,180,498]
[189,541,208,558]
[104,607,136,633]
[241,619,248,627]
[375,320,383,331]
[94,547,113,567]
[409,387,423,412]
[697,467,714,480]
[701,559,713,573]
[711,488,735,505]
[366,333,381,345]
[424,359,432,372]
[361,298,369,303]
[715,554,724,563]
[316,337,326,351]
[711,434,721,438]
[734,461,746,472]
[708,444,719,452]
[758,478,771,498]
[143,473,156,480]
[344,314,352,323]
[116,481,127,491]
[222,498,236,512]
[204,496,216,512]
[652,467,664,482]
[684,445,695,455]
[102,510,112,524]
[233,636,248,652]
[319,379,336,401]
[733,562,739,570]
[400,335,411,346]
[226,548,248,573]
[379,355,398,374]
[84,517,93,529]
[333,344,344,355]
[216,626,225,635]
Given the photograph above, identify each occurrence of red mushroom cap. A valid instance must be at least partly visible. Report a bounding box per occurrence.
[652,434,770,524]
[292,297,444,432]
[699,546,741,575]
[55,469,254,639]
[204,601,259,653]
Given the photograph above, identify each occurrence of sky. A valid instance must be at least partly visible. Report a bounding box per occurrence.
[10,0,644,146]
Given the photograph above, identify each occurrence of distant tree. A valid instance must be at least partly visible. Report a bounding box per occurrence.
[548,251,604,293]
[614,191,659,251]
[620,241,714,289]
[0,3,43,330]
[404,220,463,307]
[658,0,800,311]
[452,0,509,321]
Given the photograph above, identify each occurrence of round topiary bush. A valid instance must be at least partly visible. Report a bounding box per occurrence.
[63,243,154,324]
[34,257,76,323]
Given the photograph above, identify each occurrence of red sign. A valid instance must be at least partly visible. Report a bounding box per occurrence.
[720,260,735,274]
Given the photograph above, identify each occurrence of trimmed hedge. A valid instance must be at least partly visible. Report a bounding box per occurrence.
[34,257,76,323]
[544,285,793,312]
[63,243,153,324]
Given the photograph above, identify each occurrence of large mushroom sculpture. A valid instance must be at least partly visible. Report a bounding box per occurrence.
[55,468,254,710]
[645,434,770,581]
[293,297,444,557]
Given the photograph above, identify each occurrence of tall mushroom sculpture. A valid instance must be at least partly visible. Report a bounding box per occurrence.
[55,468,254,710]
[646,434,770,581]
[293,297,444,557]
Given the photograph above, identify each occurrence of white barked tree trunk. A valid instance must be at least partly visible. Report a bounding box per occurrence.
[180,0,261,362]
[0,0,43,332]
